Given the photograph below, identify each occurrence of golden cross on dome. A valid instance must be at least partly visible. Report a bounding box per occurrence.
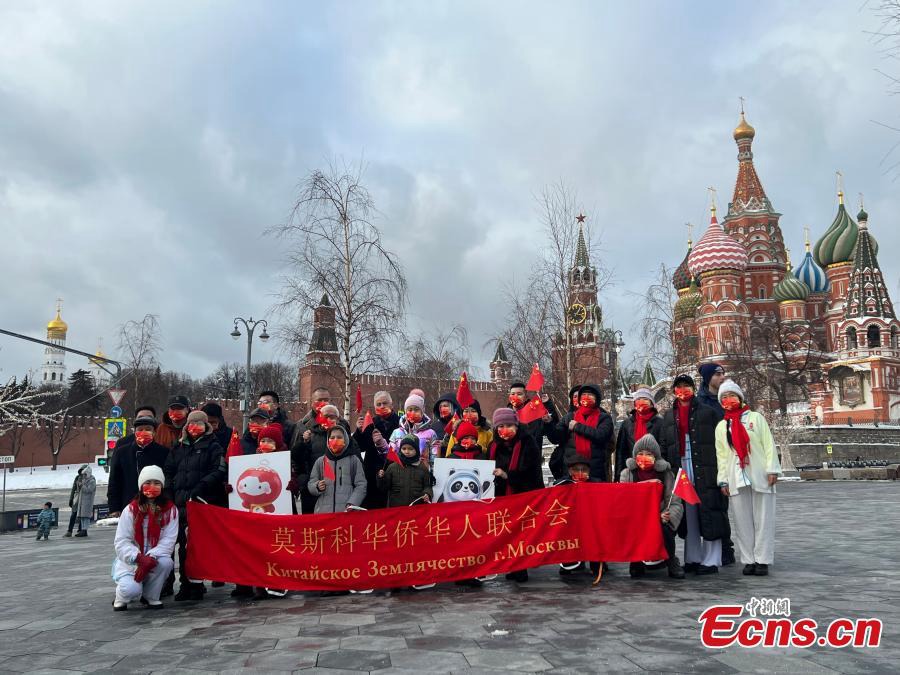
[859,192,864,210]
[576,213,586,223]
[836,171,844,203]
[804,225,811,252]
[707,186,718,214]
[686,222,693,246]
[739,96,745,115]
[56,298,63,314]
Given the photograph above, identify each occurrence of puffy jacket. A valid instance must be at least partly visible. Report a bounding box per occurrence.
[554,408,615,481]
[388,415,440,462]
[291,418,356,486]
[615,410,664,479]
[377,461,433,508]
[164,433,226,508]
[618,456,684,532]
[107,438,170,513]
[659,397,728,541]
[487,426,543,495]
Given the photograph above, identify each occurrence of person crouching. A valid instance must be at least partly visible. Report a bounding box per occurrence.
[618,435,685,580]
[112,466,178,610]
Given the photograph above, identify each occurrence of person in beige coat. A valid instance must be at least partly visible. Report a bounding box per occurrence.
[715,380,782,576]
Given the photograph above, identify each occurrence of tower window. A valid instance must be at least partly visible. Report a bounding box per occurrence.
[51,372,56,381]
[867,325,881,348]
[847,327,857,350]
[758,286,766,299]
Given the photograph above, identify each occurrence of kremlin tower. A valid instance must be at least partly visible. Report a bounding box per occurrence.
[41,301,68,386]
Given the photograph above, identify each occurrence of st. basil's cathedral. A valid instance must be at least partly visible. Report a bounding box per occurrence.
[671,111,900,424]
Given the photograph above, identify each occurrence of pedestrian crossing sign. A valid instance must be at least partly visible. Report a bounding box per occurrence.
[105,418,126,441]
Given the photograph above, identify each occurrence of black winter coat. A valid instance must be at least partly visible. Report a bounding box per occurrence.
[353,411,401,509]
[552,407,614,481]
[659,398,728,541]
[614,411,664,479]
[106,438,170,513]
[488,427,543,495]
[164,433,226,509]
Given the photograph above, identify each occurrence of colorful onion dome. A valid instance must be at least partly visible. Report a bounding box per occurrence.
[773,271,809,303]
[733,112,755,141]
[674,278,702,320]
[672,242,693,291]
[687,206,748,276]
[794,246,829,294]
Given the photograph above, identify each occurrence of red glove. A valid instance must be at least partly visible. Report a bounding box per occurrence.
[134,553,158,583]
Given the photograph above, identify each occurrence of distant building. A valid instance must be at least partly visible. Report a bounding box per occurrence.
[41,301,67,386]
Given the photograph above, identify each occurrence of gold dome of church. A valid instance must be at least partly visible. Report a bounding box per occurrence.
[733,112,755,141]
[47,305,68,338]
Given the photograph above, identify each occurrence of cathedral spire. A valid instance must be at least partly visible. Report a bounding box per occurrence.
[729,105,771,216]
[844,209,894,320]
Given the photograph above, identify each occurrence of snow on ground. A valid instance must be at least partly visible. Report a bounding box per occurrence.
[1,464,109,491]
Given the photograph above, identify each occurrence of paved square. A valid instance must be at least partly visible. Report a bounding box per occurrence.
[0,481,897,673]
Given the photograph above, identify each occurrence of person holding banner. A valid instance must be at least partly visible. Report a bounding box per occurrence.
[307,426,367,514]
[488,407,543,583]
[377,434,433,507]
[659,374,727,576]
[618,435,685,579]
[715,381,782,577]
[615,388,663,479]
[112,466,178,611]
[555,384,614,482]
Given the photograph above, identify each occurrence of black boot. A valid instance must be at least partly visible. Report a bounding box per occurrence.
[684,562,699,573]
[696,565,718,575]
[189,583,206,601]
[742,563,757,576]
[667,558,685,579]
[754,564,769,576]
[174,584,193,601]
[629,562,646,578]
[505,570,528,583]
[230,585,254,598]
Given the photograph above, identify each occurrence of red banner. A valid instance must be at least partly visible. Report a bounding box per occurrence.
[186,482,666,591]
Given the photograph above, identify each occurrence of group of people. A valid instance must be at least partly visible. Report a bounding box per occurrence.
[106,362,782,610]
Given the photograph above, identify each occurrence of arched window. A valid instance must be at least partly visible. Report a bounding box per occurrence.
[51,372,56,381]
[867,325,882,348]
[759,286,766,299]
[891,326,899,349]
[847,327,857,350]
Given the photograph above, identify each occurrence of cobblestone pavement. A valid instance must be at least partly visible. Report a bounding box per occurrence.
[0,481,897,674]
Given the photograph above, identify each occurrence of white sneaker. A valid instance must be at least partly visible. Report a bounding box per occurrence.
[411,584,436,591]
[112,600,127,611]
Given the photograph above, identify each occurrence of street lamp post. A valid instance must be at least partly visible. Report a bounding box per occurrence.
[230,317,269,432]
[610,330,625,419]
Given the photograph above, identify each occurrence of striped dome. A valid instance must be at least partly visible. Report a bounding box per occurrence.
[813,200,857,267]
[674,279,702,320]
[793,250,829,294]
[672,245,693,291]
[773,273,809,302]
[688,209,748,276]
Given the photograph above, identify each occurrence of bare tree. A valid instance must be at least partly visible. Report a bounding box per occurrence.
[398,325,470,404]
[270,160,408,417]
[0,378,50,434]
[767,410,800,473]
[629,263,680,376]
[118,314,162,405]
[36,388,77,470]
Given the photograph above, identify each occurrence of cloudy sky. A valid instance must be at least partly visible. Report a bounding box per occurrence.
[1,1,898,387]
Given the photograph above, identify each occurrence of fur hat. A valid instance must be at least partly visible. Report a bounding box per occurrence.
[718,379,745,404]
[138,465,165,488]
[492,407,518,427]
[633,387,653,402]
[454,420,479,441]
[404,394,425,411]
[632,433,661,460]
[182,410,210,440]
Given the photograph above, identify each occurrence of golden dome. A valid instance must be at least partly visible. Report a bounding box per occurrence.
[89,343,106,365]
[733,112,755,141]
[47,306,68,337]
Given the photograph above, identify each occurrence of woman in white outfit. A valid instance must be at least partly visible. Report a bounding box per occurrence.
[112,465,178,610]
[715,381,782,576]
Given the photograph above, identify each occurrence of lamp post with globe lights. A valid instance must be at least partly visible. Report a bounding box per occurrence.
[231,317,269,432]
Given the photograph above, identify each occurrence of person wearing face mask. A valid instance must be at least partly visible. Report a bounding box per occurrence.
[164,410,226,601]
[73,465,97,538]
[445,400,493,457]
[297,387,332,439]
[618,435,685,580]
[548,385,586,480]
[353,391,400,510]
[107,414,170,517]
[447,421,489,460]
[155,395,192,449]
[660,375,729,575]
[388,395,440,467]
[112,466,178,611]
[239,408,272,455]
[697,363,726,413]
[488,408,543,583]
[507,381,557,452]
[614,388,664,480]
[376,434,433,507]
[307,426,367,513]
[554,384,615,482]
[200,402,233,452]
[431,392,462,449]
[715,381,781,577]
[294,404,356,514]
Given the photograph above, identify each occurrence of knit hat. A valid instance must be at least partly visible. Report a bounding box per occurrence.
[673,374,695,389]
[319,404,340,418]
[133,415,158,429]
[399,434,420,453]
[632,434,662,460]
[698,363,724,387]
[492,407,518,427]
[454,420,479,441]
[633,387,653,403]
[258,424,286,451]
[201,402,224,420]
[404,394,425,411]
[138,465,165,488]
[718,379,745,404]
[182,410,210,440]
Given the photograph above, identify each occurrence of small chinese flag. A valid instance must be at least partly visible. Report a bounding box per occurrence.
[323,458,336,481]
[362,410,374,431]
[444,413,459,436]
[526,363,545,392]
[355,383,363,414]
[456,372,475,409]
[673,468,701,505]
[225,428,242,462]
[385,445,402,465]
[517,396,548,424]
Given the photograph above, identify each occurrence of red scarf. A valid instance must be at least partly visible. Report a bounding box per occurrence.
[573,406,601,459]
[453,450,478,460]
[724,405,752,468]
[633,408,656,441]
[489,440,522,495]
[675,400,691,457]
[128,498,176,553]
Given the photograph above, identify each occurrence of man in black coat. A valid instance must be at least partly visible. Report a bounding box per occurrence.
[353,390,401,509]
[552,384,614,482]
[659,374,729,574]
[257,390,295,442]
[614,387,665,480]
[107,413,170,516]
[164,410,226,601]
